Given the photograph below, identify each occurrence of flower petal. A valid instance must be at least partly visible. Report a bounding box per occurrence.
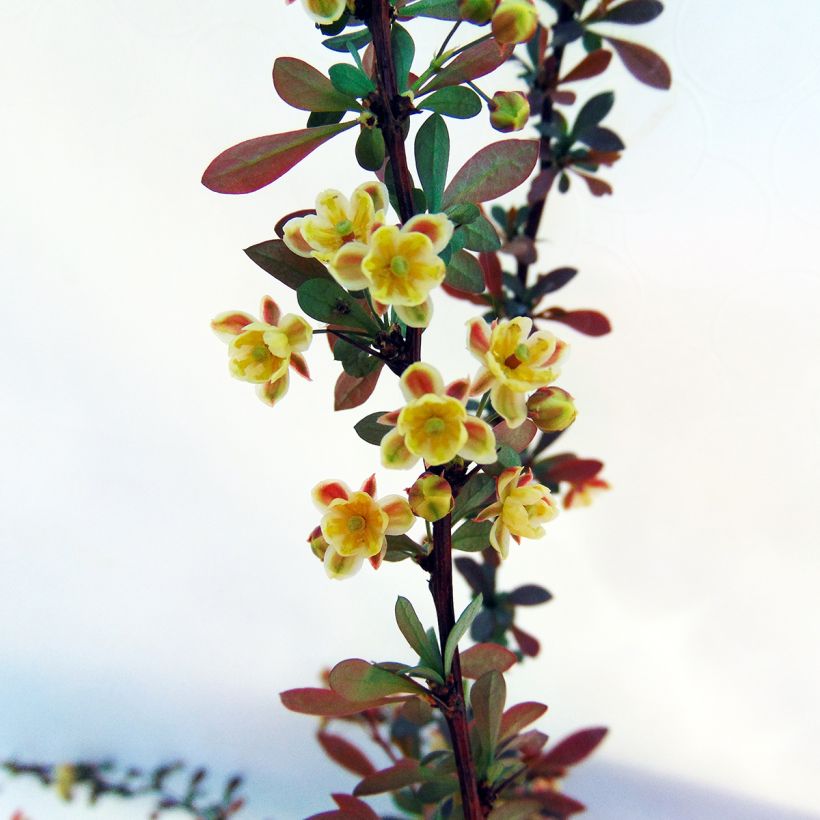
[349,187,376,240]
[474,500,503,523]
[369,539,388,570]
[490,382,528,428]
[256,372,290,406]
[460,417,498,464]
[380,495,415,535]
[497,466,523,501]
[260,296,281,326]
[312,480,351,511]
[279,313,313,352]
[466,317,491,358]
[360,473,377,497]
[489,518,510,559]
[357,180,389,214]
[445,378,470,403]
[289,352,311,380]
[211,311,255,342]
[330,242,371,290]
[380,428,420,470]
[402,213,454,253]
[395,298,433,328]
[283,218,314,258]
[324,547,364,579]
[377,409,401,426]
[469,366,496,397]
[400,362,445,401]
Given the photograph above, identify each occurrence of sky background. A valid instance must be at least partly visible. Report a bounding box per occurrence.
[2,0,819,817]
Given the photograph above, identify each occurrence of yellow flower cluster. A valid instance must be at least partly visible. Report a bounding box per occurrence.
[284,183,453,328]
[212,296,312,407]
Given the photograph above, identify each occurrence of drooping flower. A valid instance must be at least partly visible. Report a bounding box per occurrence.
[475,466,558,558]
[467,316,568,428]
[330,214,453,328]
[408,473,453,522]
[379,362,496,469]
[212,295,312,407]
[294,0,348,27]
[282,182,388,264]
[310,475,415,579]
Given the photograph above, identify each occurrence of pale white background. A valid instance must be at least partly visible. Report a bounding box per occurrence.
[1,0,819,817]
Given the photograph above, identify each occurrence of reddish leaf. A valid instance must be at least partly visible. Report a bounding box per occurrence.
[274,208,316,239]
[547,458,604,484]
[540,308,612,336]
[507,584,552,606]
[488,799,543,819]
[332,794,379,819]
[307,812,347,819]
[530,789,587,816]
[441,282,490,305]
[244,239,331,290]
[273,57,358,112]
[280,687,398,717]
[601,0,663,25]
[573,171,613,197]
[499,701,548,741]
[500,235,536,265]
[353,759,426,796]
[559,50,613,84]
[493,419,537,452]
[550,89,576,105]
[527,168,558,204]
[511,625,540,657]
[362,44,376,78]
[605,36,671,89]
[506,729,549,757]
[460,643,518,679]
[539,727,608,768]
[529,267,577,301]
[202,122,355,194]
[329,658,427,701]
[422,39,513,93]
[317,733,376,777]
[585,149,622,167]
[479,252,503,299]
[443,140,540,208]
[335,365,383,411]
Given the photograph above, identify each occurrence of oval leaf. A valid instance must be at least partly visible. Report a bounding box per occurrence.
[280,687,400,717]
[601,0,663,24]
[457,216,501,252]
[273,57,358,112]
[559,50,613,84]
[443,593,483,675]
[203,122,355,194]
[451,519,492,553]
[442,140,539,208]
[422,39,513,93]
[541,307,612,335]
[445,249,485,293]
[334,367,383,411]
[329,659,427,702]
[499,701,548,741]
[353,760,426,796]
[451,473,495,522]
[414,113,450,213]
[400,0,461,20]
[318,732,376,777]
[460,643,517,679]
[493,419,537,452]
[244,239,331,290]
[539,727,608,767]
[572,91,614,138]
[297,278,380,333]
[418,86,482,119]
[354,411,391,445]
[605,36,671,89]
[528,267,577,301]
[395,596,439,670]
[470,670,506,770]
[329,63,375,97]
[507,584,552,606]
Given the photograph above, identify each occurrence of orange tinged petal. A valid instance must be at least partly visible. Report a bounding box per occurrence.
[312,480,351,511]
[402,213,454,253]
[400,362,444,401]
[380,495,415,535]
[380,428,419,470]
[257,372,290,406]
[289,352,311,380]
[260,296,281,326]
[460,417,497,464]
[360,473,377,497]
[211,311,255,342]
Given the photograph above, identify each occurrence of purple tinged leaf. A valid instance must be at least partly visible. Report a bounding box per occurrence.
[605,36,671,89]
[273,57,359,112]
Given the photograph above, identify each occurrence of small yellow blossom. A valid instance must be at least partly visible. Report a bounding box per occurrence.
[468,316,568,428]
[295,0,347,27]
[212,295,312,407]
[475,466,558,558]
[379,362,496,469]
[311,474,414,579]
[282,182,388,264]
[408,473,453,522]
[491,0,538,45]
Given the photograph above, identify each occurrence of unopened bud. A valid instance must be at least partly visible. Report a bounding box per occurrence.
[459,0,496,25]
[54,764,76,802]
[489,90,530,132]
[491,0,538,45]
[408,473,453,522]
[307,525,329,561]
[526,386,577,433]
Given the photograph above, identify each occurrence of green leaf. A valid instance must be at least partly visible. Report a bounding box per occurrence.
[418,86,482,119]
[273,57,359,113]
[445,202,481,225]
[443,593,483,675]
[445,249,484,293]
[354,760,428,796]
[355,126,386,171]
[202,122,355,194]
[329,659,428,702]
[456,215,501,251]
[401,665,445,685]
[582,30,603,52]
[451,473,495,522]
[414,114,449,214]
[329,63,375,97]
[297,278,380,333]
[400,0,461,20]
[442,140,540,208]
[460,643,517,679]
[470,670,506,774]
[571,92,615,138]
[354,411,391,445]
[306,110,345,127]
[451,519,492,552]
[482,444,521,476]
[322,28,372,53]
[391,24,415,91]
[333,339,381,376]
[335,367,382,411]
[395,597,441,671]
[243,239,332,290]
[600,0,663,24]
[422,39,512,93]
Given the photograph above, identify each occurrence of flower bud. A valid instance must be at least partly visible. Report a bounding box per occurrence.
[526,386,577,433]
[489,90,530,132]
[307,525,330,561]
[459,0,496,25]
[408,473,453,522]
[491,0,538,45]
[300,0,347,25]
[55,764,76,801]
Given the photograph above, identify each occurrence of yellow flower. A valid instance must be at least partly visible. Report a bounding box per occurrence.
[408,473,453,522]
[467,316,568,428]
[379,362,496,469]
[297,0,348,27]
[311,475,415,579]
[475,466,558,558]
[282,182,388,264]
[212,295,312,407]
